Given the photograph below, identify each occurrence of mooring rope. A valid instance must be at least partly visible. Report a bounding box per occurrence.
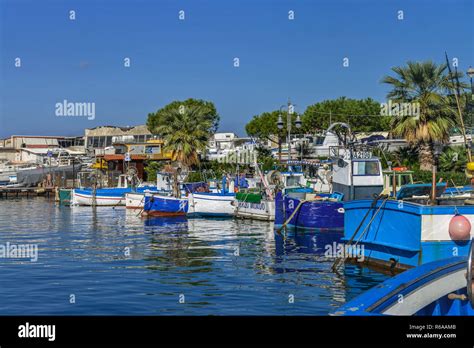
[331,194,389,272]
[135,195,147,217]
[275,199,308,235]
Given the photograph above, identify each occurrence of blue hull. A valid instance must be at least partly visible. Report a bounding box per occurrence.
[343,199,473,269]
[143,195,188,216]
[75,186,157,198]
[275,192,344,230]
[332,257,474,316]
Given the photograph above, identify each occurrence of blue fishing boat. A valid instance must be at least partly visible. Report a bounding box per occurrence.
[275,146,384,230]
[332,251,474,316]
[342,183,474,271]
[275,191,345,230]
[142,193,188,217]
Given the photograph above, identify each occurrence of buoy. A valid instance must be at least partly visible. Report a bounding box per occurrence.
[467,162,474,171]
[449,214,471,241]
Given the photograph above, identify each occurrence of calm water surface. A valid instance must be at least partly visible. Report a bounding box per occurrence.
[0,197,389,315]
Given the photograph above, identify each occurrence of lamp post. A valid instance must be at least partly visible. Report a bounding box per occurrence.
[277,100,302,163]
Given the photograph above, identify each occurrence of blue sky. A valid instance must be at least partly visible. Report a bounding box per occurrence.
[0,0,473,137]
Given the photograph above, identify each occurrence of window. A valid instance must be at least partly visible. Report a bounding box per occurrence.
[315,136,325,145]
[352,161,380,176]
[400,174,412,186]
[105,136,112,147]
[285,175,301,187]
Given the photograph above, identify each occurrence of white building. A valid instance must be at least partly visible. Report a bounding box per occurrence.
[207,133,257,164]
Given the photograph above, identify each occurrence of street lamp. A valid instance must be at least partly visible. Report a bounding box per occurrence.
[467,66,474,93]
[277,100,301,163]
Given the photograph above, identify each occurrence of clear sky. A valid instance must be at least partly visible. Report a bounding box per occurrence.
[0,0,473,138]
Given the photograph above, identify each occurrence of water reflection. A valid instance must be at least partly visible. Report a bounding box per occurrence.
[0,198,390,315]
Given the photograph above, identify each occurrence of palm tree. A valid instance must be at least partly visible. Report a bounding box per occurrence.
[382,61,466,170]
[151,106,213,168]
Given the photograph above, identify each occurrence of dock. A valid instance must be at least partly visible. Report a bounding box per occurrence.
[0,187,55,199]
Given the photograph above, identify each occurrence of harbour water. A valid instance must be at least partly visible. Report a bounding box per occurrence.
[0,198,389,315]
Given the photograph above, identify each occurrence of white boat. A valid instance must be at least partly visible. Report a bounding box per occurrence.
[125,192,147,209]
[72,174,156,206]
[187,192,236,217]
[235,194,275,221]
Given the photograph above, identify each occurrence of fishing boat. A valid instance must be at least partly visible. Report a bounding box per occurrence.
[235,190,276,221]
[235,169,311,221]
[58,188,73,205]
[275,144,384,230]
[342,182,474,271]
[331,249,474,316]
[72,174,156,206]
[142,193,188,217]
[186,176,237,217]
[187,191,236,217]
[125,172,177,209]
[234,163,279,221]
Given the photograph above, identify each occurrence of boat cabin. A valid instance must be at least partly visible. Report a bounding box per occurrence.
[331,148,384,201]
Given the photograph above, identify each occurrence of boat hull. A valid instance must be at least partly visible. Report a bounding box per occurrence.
[343,199,474,270]
[275,192,344,230]
[235,200,275,221]
[143,194,188,217]
[125,192,146,209]
[187,193,235,217]
[58,188,73,205]
[332,257,474,316]
[72,188,129,206]
[72,186,157,206]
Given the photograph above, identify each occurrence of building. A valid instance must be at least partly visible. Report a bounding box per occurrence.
[84,125,153,155]
[0,135,84,163]
[98,137,173,181]
[207,133,257,164]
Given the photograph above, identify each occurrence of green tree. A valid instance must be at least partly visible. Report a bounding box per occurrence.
[392,146,420,169]
[439,146,467,172]
[382,60,467,170]
[147,105,215,168]
[302,97,389,133]
[144,161,165,181]
[147,98,220,134]
[245,110,301,161]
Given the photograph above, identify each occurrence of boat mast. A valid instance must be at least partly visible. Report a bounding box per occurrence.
[445,52,472,163]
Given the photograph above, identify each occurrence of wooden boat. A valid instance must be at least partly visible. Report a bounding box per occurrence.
[342,183,474,271]
[58,188,73,205]
[72,174,156,206]
[332,251,474,316]
[234,191,275,221]
[187,192,235,217]
[275,146,384,230]
[142,193,188,217]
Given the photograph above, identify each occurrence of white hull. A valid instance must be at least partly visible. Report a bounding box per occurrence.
[188,193,235,217]
[72,191,125,206]
[235,200,275,221]
[125,192,146,209]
